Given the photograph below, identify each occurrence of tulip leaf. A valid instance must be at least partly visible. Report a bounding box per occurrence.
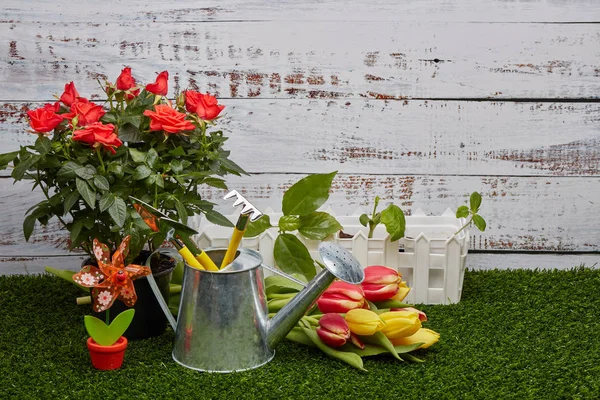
[265,275,305,296]
[274,234,316,280]
[372,300,412,309]
[282,171,337,216]
[286,327,315,347]
[380,204,406,242]
[298,212,343,240]
[341,341,422,357]
[299,322,367,372]
[244,214,273,238]
[44,266,89,293]
[358,332,402,360]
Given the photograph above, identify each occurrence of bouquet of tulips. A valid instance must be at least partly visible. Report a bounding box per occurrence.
[267,265,440,371]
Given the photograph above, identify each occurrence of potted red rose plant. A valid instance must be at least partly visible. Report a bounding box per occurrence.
[0,67,245,338]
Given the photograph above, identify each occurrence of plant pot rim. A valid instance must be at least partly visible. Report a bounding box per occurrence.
[87,336,128,353]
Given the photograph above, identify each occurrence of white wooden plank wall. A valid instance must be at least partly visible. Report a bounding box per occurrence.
[1,1,599,274]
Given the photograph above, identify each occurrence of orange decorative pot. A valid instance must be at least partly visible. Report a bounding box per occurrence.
[87,336,128,370]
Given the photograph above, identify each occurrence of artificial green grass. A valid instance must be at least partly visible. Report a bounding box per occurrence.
[2,267,600,399]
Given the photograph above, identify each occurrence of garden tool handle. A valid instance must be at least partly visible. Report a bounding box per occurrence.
[179,235,219,271]
[220,214,250,269]
[145,251,178,331]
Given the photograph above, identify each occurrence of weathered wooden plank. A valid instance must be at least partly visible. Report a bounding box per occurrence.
[0,255,86,275]
[2,100,599,177]
[467,253,600,271]
[4,0,600,23]
[2,21,599,100]
[1,251,598,276]
[2,174,600,255]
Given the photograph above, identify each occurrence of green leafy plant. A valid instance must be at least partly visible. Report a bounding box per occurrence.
[359,196,406,240]
[245,172,342,279]
[0,67,244,261]
[453,191,487,238]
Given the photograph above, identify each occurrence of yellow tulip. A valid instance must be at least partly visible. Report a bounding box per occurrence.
[390,281,410,302]
[379,311,421,339]
[345,309,385,336]
[391,328,440,349]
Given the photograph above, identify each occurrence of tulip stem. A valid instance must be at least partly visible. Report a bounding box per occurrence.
[302,316,320,326]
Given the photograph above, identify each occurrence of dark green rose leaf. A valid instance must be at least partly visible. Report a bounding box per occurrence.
[122,114,142,128]
[132,165,152,180]
[0,151,19,169]
[75,178,96,209]
[473,214,487,232]
[119,123,142,142]
[205,210,234,227]
[169,146,186,157]
[146,148,158,167]
[274,233,316,280]
[129,148,146,164]
[282,171,337,216]
[75,165,96,180]
[12,154,40,180]
[244,214,273,237]
[219,157,248,176]
[456,205,470,219]
[470,191,482,213]
[93,175,110,191]
[69,219,83,245]
[108,197,127,227]
[63,190,80,215]
[174,199,188,225]
[380,204,406,241]
[23,214,38,241]
[99,193,115,212]
[57,161,80,181]
[169,159,184,174]
[203,177,227,189]
[298,212,343,240]
[34,136,52,155]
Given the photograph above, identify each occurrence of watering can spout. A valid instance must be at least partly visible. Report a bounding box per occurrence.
[267,242,365,350]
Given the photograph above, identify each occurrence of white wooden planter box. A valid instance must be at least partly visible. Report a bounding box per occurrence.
[192,208,468,305]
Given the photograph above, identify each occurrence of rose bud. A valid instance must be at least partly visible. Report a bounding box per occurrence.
[391,307,427,322]
[345,309,385,336]
[316,313,351,348]
[317,281,367,313]
[59,81,80,106]
[361,265,409,302]
[378,310,421,339]
[145,70,169,96]
[391,328,440,349]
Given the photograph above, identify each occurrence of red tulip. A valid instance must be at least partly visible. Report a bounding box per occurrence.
[317,281,367,313]
[316,313,350,347]
[361,265,409,302]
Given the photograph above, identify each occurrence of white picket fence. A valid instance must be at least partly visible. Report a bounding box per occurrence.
[192,208,469,305]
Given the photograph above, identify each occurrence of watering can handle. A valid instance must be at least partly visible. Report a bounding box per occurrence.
[260,263,307,288]
[146,251,178,331]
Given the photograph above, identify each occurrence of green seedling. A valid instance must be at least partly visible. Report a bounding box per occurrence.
[359,196,406,241]
[452,191,487,238]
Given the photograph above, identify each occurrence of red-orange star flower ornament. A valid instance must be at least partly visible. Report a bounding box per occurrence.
[73,236,151,312]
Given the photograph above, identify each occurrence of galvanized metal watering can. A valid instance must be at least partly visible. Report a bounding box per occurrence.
[147,242,364,373]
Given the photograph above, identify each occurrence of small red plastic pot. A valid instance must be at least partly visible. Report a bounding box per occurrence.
[87,336,128,370]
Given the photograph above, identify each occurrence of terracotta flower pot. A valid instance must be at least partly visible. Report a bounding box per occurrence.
[87,336,128,370]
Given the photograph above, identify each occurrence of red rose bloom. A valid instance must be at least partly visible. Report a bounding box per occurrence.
[184,91,225,120]
[59,82,80,106]
[27,102,63,133]
[145,71,169,96]
[63,99,106,126]
[116,67,136,90]
[72,122,122,154]
[143,104,196,134]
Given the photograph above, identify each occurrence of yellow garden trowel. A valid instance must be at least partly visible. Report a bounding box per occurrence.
[220,190,263,269]
[130,197,219,271]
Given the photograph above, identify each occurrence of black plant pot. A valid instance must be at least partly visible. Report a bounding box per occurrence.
[90,250,175,340]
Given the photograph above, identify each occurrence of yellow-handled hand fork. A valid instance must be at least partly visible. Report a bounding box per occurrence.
[220,190,263,269]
